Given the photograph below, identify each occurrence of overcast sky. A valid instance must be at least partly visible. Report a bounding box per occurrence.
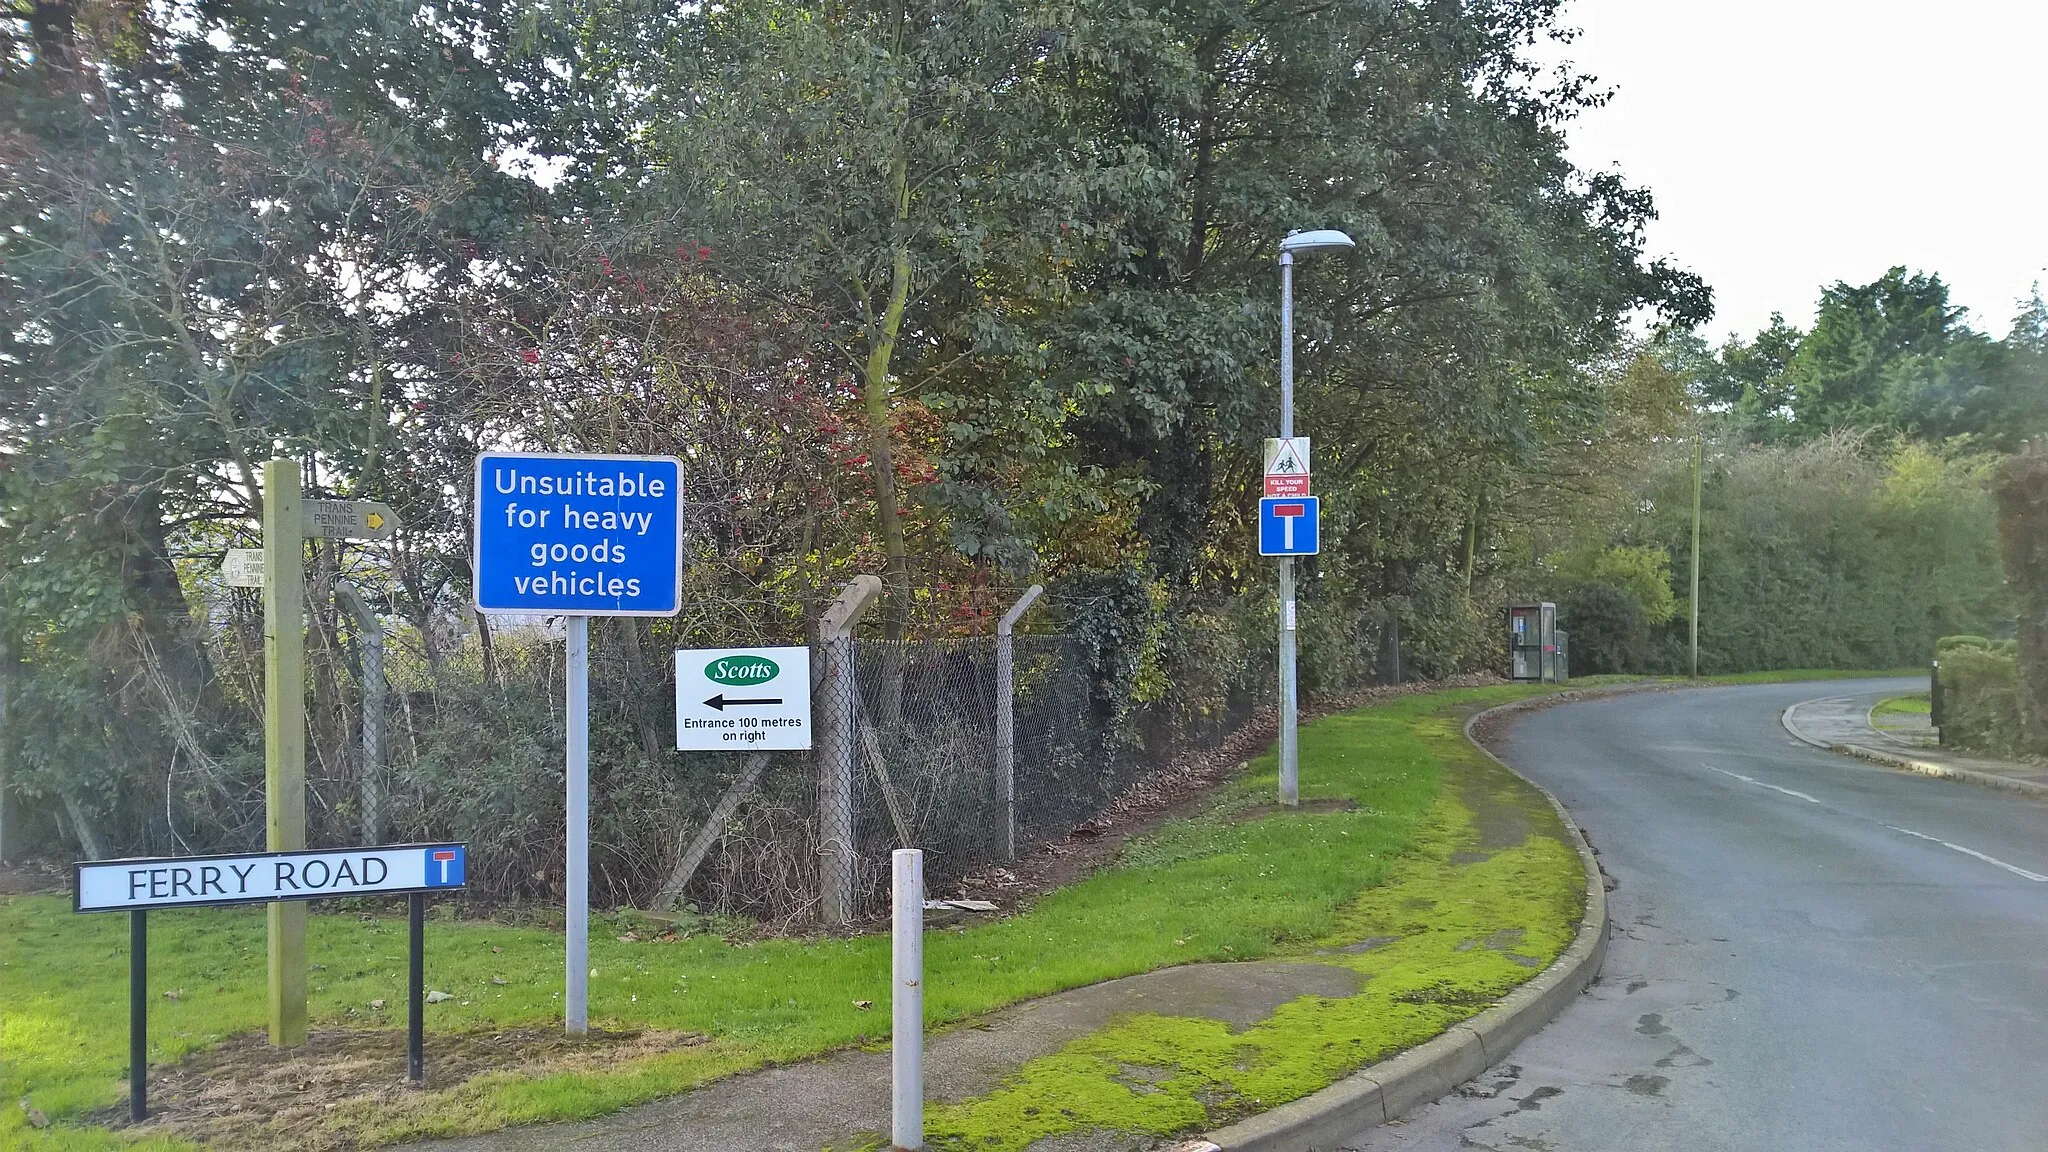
[1538,0,2048,343]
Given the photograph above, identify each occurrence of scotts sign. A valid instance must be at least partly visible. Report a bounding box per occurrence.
[676,646,812,751]
[706,655,780,685]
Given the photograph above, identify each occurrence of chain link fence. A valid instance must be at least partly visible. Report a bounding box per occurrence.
[0,578,1298,927]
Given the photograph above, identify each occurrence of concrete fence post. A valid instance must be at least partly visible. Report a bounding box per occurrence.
[994,584,1043,861]
[335,581,385,845]
[817,575,884,926]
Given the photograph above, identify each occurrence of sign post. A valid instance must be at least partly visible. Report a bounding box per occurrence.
[259,464,407,1048]
[129,909,146,1121]
[472,452,682,1035]
[566,615,589,1033]
[78,843,468,1116]
[1272,229,1352,809]
[261,460,308,1048]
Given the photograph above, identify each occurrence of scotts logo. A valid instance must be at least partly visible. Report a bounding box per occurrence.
[706,656,780,685]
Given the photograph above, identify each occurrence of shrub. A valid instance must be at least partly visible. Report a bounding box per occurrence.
[1995,442,2048,753]
[1634,436,2010,673]
[1937,646,2029,758]
[1560,581,1650,675]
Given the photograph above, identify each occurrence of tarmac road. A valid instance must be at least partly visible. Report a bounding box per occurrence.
[1340,678,2048,1152]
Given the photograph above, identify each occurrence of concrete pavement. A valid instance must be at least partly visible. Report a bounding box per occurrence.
[414,961,1364,1152]
[1339,678,2048,1152]
[1783,687,2048,796]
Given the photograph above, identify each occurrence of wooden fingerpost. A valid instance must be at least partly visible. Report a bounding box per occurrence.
[263,459,309,1048]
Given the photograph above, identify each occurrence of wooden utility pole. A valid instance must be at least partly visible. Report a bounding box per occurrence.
[1689,432,1704,680]
[263,460,308,1047]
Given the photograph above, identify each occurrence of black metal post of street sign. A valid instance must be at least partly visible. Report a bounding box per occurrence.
[130,910,146,1122]
[409,892,425,1083]
[73,843,466,1121]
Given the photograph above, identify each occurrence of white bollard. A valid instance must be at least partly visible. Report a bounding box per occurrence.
[892,848,924,1151]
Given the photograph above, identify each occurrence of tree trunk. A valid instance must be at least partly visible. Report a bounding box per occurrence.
[863,144,915,644]
[861,138,915,722]
[60,788,107,860]
[475,610,501,688]
[1463,504,1479,596]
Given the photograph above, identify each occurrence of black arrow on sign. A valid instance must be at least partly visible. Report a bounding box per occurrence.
[704,693,783,711]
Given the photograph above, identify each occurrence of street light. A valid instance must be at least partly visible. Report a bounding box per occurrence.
[1276,227,1354,808]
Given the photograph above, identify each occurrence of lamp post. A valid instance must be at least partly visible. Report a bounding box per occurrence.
[1276,228,1354,807]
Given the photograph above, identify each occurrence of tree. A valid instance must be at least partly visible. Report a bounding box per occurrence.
[645,0,1079,637]
[0,0,541,848]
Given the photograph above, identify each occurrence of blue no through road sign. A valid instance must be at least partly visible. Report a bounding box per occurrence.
[1260,496,1320,556]
[473,452,683,616]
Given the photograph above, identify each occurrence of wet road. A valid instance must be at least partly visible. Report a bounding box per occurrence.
[1341,679,2048,1152]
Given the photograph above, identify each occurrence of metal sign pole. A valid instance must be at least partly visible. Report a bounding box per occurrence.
[408,892,425,1081]
[467,452,682,1030]
[565,615,590,1035]
[130,909,147,1121]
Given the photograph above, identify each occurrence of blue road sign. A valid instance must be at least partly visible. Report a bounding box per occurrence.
[423,845,466,888]
[473,452,683,616]
[1259,496,1320,556]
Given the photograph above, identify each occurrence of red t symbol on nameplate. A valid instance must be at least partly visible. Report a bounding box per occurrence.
[432,851,457,884]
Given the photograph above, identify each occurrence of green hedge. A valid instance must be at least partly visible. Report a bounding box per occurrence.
[1937,643,2029,758]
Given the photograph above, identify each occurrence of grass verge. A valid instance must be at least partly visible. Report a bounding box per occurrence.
[6,682,1578,1150]
[1871,693,1932,730]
